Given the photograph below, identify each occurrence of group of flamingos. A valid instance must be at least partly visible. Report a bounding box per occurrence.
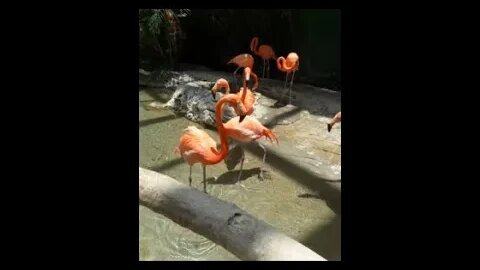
[175,37,341,193]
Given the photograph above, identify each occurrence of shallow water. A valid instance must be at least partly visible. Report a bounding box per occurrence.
[139,88,341,261]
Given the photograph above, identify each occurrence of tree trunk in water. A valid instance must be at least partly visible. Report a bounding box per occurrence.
[139,167,327,261]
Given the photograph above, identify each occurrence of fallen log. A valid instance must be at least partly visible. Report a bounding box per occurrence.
[139,167,327,261]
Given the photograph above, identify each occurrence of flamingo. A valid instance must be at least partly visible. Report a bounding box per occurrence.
[175,94,248,193]
[250,37,276,79]
[327,112,341,132]
[223,115,278,182]
[211,67,258,116]
[277,52,300,105]
[227,53,254,89]
[212,74,277,182]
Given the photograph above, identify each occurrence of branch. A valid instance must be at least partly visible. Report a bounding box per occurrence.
[139,167,327,261]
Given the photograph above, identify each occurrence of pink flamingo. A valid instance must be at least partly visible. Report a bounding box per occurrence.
[250,37,276,79]
[211,67,258,116]
[277,52,300,105]
[223,115,278,182]
[175,94,247,192]
[213,74,277,182]
[227,53,254,89]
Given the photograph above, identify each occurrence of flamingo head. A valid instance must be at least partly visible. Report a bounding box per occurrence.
[211,78,230,100]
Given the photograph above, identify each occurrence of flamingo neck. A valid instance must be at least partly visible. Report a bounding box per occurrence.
[241,75,248,102]
[250,38,259,55]
[250,71,259,91]
[211,96,232,163]
[277,57,286,71]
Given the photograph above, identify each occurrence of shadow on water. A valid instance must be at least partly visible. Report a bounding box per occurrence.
[301,215,341,261]
[298,193,323,199]
[139,115,177,128]
[243,143,341,215]
[207,168,261,185]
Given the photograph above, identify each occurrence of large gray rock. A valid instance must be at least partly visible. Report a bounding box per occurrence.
[163,80,237,127]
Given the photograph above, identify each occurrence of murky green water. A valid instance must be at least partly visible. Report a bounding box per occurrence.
[139,88,341,261]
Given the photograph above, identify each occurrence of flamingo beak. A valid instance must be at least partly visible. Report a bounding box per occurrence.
[212,91,216,100]
[239,115,246,122]
[244,68,251,84]
[327,123,332,132]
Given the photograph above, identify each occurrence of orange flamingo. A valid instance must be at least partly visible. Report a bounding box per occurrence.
[175,94,248,193]
[211,67,258,115]
[223,115,278,182]
[227,53,254,89]
[250,37,276,79]
[327,112,341,132]
[277,52,300,105]
[212,76,277,182]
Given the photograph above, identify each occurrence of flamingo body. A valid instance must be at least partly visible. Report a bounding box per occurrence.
[277,52,299,73]
[257,45,276,60]
[227,53,254,89]
[174,94,247,192]
[176,126,222,166]
[227,53,254,69]
[250,37,276,78]
[223,115,278,182]
[224,116,278,144]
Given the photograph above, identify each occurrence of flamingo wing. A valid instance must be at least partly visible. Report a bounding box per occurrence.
[224,116,264,142]
[259,45,275,60]
[177,126,218,164]
[228,54,254,68]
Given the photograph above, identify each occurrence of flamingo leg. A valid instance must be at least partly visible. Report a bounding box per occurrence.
[289,71,296,105]
[189,165,192,187]
[202,164,207,193]
[258,143,267,181]
[262,59,266,78]
[266,60,270,79]
[284,72,288,89]
[236,146,245,183]
[233,67,240,89]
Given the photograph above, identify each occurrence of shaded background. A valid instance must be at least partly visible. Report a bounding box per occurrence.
[139,9,341,91]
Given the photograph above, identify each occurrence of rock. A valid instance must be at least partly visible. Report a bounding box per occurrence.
[164,73,195,89]
[163,81,237,127]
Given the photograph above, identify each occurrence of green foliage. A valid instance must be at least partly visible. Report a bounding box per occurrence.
[139,9,190,69]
